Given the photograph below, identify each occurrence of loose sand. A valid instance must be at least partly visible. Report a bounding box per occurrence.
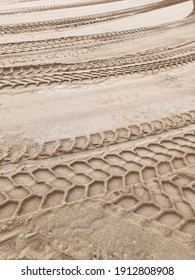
[0,0,195,260]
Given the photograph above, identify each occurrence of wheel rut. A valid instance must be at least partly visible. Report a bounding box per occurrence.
[0,0,191,35]
[0,43,194,90]
[0,125,195,236]
[0,0,195,256]
[0,0,124,16]
[0,110,194,165]
[0,16,194,56]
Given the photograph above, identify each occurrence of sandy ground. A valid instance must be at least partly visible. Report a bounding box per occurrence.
[0,0,161,10]
[1,64,195,143]
[0,0,195,260]
[0,0,163,24]
[0,1,193,43]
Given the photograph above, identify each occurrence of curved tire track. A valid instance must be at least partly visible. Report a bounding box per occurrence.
[0,126,195,236]
[0,43,194,90]
[0,16,194,56]
[0,0,124,15]
[0,0,191,35]
[0,111,194,165]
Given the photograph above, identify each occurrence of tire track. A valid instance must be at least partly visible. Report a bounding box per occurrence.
[0,43,194,90]
[0,0,194,242]
[0,0,190,35]
[0,0,124,15]
[0,16,194,56]
[0,127,195,236]
[1,40,194,67]
[0,110,194,165]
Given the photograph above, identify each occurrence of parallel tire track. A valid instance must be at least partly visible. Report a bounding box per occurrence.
[0,44,194,90]
[0,110,194,165]
[1,41,194,67]
[0,0,124,15]
[0,1,190,35]
[0,16,194,56]
[0,0,195,241]
[0,127,195,236]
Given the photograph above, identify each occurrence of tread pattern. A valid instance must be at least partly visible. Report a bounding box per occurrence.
[0,43,194,90]
[0,0,195,243]
[0,128,195,236]
[0,110,194,164]
[0,0,125,15]
[0,17,194,56]
[1,40,194,68]
[0,1,191,35]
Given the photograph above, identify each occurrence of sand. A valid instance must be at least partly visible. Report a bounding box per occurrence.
[0,0,195,260]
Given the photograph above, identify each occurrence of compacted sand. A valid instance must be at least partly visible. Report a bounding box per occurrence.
[0,0,195,259]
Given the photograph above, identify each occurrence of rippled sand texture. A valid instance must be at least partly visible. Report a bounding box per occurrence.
[0,0,195,259]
